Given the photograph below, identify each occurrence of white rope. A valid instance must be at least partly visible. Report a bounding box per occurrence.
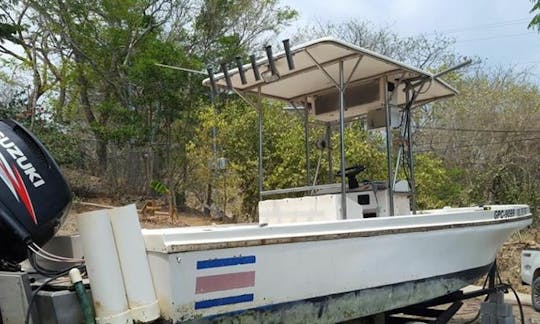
[30,243,84,263]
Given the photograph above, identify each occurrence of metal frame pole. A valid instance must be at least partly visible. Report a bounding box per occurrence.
[338,60,347,219]
[384,77,395,216]
[406,89,417,214]
[392,143,402,187]
[303,50,364,219]
[326,124,333,183]
[257,86,264,200]
[304,107,311,186]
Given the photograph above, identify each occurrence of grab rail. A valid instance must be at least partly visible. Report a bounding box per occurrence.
[260,183,341,197]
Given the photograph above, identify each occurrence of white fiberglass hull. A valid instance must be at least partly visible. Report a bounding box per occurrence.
[142,205,531,322]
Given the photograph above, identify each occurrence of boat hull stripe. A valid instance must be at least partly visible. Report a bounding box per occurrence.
[195,294,254,310]
[202,263,492,320]
[197,255,256,269]
[196,271,256,293]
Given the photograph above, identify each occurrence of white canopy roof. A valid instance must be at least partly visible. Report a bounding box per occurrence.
[202,37,457,110]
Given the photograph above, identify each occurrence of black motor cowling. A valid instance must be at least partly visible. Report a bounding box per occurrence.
[0,119,71,263]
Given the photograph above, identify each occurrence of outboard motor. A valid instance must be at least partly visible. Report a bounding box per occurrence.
[0,119,71,264]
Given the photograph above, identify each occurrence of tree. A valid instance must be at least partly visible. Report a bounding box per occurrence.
[0,1,18,42]
[292,19,459,70]
[188,96,456,220]
[1,1,491,219]
[0,0,300,208]
[23,0,183,171]
[0,1,68,128]
[413,153,463,209]
[129,37,204,212]
[529,0,540,31]
[0,87,26,119]
[417,66,540,215]
[189,98,330,220]
[186,0,297,63]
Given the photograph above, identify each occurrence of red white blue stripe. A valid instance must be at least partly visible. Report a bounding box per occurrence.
[194,255,256,310]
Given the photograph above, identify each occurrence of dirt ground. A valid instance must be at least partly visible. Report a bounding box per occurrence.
[60,197,540,321]
[57,197,221,236]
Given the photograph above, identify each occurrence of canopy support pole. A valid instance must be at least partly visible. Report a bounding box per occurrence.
[257,86,264,201]
[338,60,347,219]
[384,77,395,216]
[326,124,333,183]
[304,106,311,186]
[405,89,417,214]
[398,79,431,214]
[303,50,364,219]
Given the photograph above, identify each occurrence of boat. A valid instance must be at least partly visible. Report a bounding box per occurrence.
[140,38,533,322]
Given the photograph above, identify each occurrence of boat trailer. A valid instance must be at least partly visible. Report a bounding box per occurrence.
[383,263,522,324]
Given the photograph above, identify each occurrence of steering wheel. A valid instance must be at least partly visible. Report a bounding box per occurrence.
[336,165,366,177]
[336,165,366,189]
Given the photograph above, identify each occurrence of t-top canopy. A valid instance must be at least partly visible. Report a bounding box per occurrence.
[202,37,457,121]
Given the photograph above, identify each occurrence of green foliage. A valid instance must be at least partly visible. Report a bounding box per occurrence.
[151,180,170,195]
[191,0,298,62]
[339,126,386,181]
[414,153,463,209]
[529,0,540,31]
[421,67,540,215]
[0,90,83,166]
[0,0,300,201]
[1,0,537,221]
[0,90,26,119]
[0,1,18,43]
[129,37,203,130]
[32,125,84,167]
[188,98,460,218]
[188,99,309,218]
[0,23,17,43]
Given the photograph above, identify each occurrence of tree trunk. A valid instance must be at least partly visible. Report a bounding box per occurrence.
[55,83,66,122]
[175,190,186,212]
[95,138,108,173]
[75,60,108,172]
[176,141,188,211]
[204,183,212,215]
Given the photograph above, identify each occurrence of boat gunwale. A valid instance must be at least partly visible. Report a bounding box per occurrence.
[145,214,532,254]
